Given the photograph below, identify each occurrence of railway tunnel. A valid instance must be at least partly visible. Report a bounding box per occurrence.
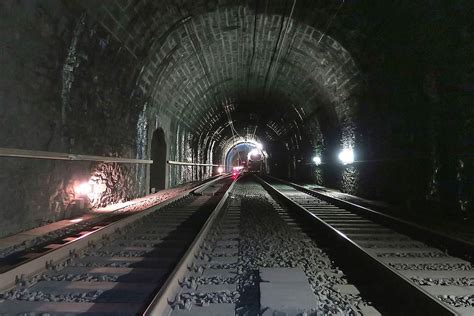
[0,1,473,314]
[1,0,472,236]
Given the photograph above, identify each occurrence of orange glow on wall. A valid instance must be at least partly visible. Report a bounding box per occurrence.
[74,182,92,196]
[74,180,107,202]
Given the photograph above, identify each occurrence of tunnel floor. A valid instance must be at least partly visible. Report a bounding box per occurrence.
[1,175,473,315]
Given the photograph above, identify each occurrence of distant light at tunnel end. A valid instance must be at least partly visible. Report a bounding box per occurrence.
[313,156,322,166]
[249,149,259,157]
[338,148,354,165]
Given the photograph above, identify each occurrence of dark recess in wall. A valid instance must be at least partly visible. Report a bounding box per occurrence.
[150,128,167,192]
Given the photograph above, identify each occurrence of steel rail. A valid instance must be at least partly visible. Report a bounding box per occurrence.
[256,175,458,316]
[0,147,153,164]
[143,176,237,315]
[265,175,474,262]
[0,175,227,292]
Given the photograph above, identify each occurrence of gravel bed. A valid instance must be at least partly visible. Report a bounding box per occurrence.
[438,294,474,307]
[115,241,157,248]
[173,290,240,310]
[0,220,100,259]
[411,277,474,286]
[118,234,167,241]
[233,180,373,315]
[71,261,133,268]
[92,181,203,214]
[94,181,201,214]
[196,263,239,270]
[350,236,412,241]
[376,252,448,258]
[132,229,177,234]
[171,201,241,312]
[1,288,103,303]
[198,251,236,258]
[0,272,116,304]
[39,273,119,282]
[389,263,472,271]
[83,250,149,257]
[180,276,237,287]
[361,243,427,249]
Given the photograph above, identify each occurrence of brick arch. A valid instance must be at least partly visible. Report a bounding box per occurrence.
[135,6,360,155]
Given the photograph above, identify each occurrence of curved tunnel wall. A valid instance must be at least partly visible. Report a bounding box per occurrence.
[0,0,472,237]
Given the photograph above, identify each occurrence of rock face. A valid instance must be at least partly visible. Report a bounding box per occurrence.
[88,163,137,208]
[0,2,205,237]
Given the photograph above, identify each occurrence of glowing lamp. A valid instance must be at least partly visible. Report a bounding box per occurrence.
[217,166,224,174]
[313,156,322,166]
[75,182,92,196]
[256,143,263,150]
[249,149,259,157]
[69,218,84,223]
[338,148,354,165]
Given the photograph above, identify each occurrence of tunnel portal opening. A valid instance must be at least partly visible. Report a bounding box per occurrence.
[150,128,167,192]
[225,142,255,172]
[224,141,267,173]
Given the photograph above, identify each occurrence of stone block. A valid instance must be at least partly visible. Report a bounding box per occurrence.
[259,268,318,316]
[259,267,309,283]
[260,282,318,316]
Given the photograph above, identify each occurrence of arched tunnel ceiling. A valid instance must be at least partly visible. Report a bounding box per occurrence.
[90,0,362,160]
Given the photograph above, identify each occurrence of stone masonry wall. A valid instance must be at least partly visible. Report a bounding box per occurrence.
[0,1,146,237]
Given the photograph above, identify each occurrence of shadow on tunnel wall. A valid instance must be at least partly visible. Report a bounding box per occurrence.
[286,155,472,220]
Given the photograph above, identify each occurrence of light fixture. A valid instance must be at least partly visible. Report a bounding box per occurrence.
[338,148,354,165]
[217,166,224,174]
[74,180,107,201]
[256,142,263,150]
[69,218,84,223]
[249,149,259,158]
[313,156,322,166]
[74,182,92,196]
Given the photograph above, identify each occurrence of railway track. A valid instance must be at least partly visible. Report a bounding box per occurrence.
[145,176,378,315]
[1,174,472,315]
[0,176,222,288]
[0,175,378,315]
[259,175,474,315]
[0,176,234,315]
